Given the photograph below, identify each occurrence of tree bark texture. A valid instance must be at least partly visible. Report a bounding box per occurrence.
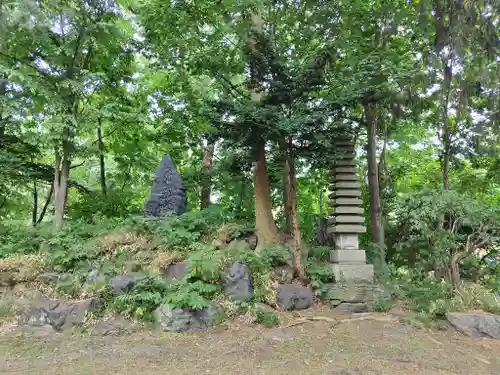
[97,117,107,196]
[254,137,279,248]
[364,102,386,267]
[247,13,279,248]
[200,141,215,209]
[53,151,70,230]
[32,181,38,227]
[279,138,292,231]
[284,140,308,284]
[37,184,54,225]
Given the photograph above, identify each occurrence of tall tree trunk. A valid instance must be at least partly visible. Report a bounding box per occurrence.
[37,184,54,225]
[364,103,386,268]
[254,137,279,248]
[247,13,279,248]
[32,181,38,227]
[279,138,292,231]
[200,141,215,209]
[284,139,308,284]
[97,117,107,196]
[53,150,70,230]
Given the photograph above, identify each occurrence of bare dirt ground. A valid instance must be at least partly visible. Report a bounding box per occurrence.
[1,308,499,375]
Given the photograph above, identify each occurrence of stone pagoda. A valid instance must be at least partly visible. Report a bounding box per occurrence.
[327,134,374,283]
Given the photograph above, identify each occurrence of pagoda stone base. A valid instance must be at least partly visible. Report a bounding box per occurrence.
[330,263,374,283]
[330,249,366,263]
[322,280,389,313]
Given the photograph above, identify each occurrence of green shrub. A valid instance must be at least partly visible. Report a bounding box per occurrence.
[111,276,169,321]
[254,311,280,327]
[372,298,394,312]
[306,260,334,297]
[261,245,293,267]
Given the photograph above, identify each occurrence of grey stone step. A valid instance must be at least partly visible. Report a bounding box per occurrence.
[329,190,361,199]
[335,167,357,174]
[326,224,367,234]
[329,182,361,190]
[327,216,365,224]
[328,198,363,206]
[331,174,359,181]
[335,159,357,166]
[329,206,364,215]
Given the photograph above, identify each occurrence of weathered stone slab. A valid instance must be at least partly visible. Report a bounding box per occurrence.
[335,159,357,166]
[329,182,361,190]
[329,207,364,215]
[109,273,146,296]
[334,233,359,249]
[323,281,387,306]
[164,261,189,281]
[329,190,361,198]
[225,260,253,301]
[330,264,374,282]
[330,249,366,263]
[336,303,368,314]
[333,152,355,160]
[328,216,365,224]
[20,298,101,331]
[327,225,366,234]
[154,304,198,332]
[446,312,500,339]
[335,167,357,174]
[276,284,313,311]
[144,154,188,216]
[333,173,358,181]
[328,198,363,206]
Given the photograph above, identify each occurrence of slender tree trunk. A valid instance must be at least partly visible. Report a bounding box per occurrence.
[279,138,292,231]
[97,117,107,196]
[37,184,54,225]
[284,139,308,284]
[32,181,38,227]
[200,141,215,209]
[254,137,279,248]
[441,61,452,191]
[364,103,386,268]
[53,150,70,230]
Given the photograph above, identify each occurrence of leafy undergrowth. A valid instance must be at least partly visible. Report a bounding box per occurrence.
[384,266,500,328]
[0,207,335,326]
[2,207,499,328]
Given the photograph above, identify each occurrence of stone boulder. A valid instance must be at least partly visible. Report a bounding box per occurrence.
[154,303,223,332]
[144,154,187,216]
[225,260,253,301]
[446,312,500,339]
[20,298,101,331]
[85,269,106,285]
[276,284,313,311]
[109,273,145,296]
[92,317,138,336]
[164,262,189,282]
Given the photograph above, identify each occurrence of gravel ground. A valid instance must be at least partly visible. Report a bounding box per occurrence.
[1,310,499,375]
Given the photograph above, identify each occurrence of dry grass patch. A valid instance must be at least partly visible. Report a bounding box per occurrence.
[148,251,186,273]
[100,231,152,255]
[0,254,49,287]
